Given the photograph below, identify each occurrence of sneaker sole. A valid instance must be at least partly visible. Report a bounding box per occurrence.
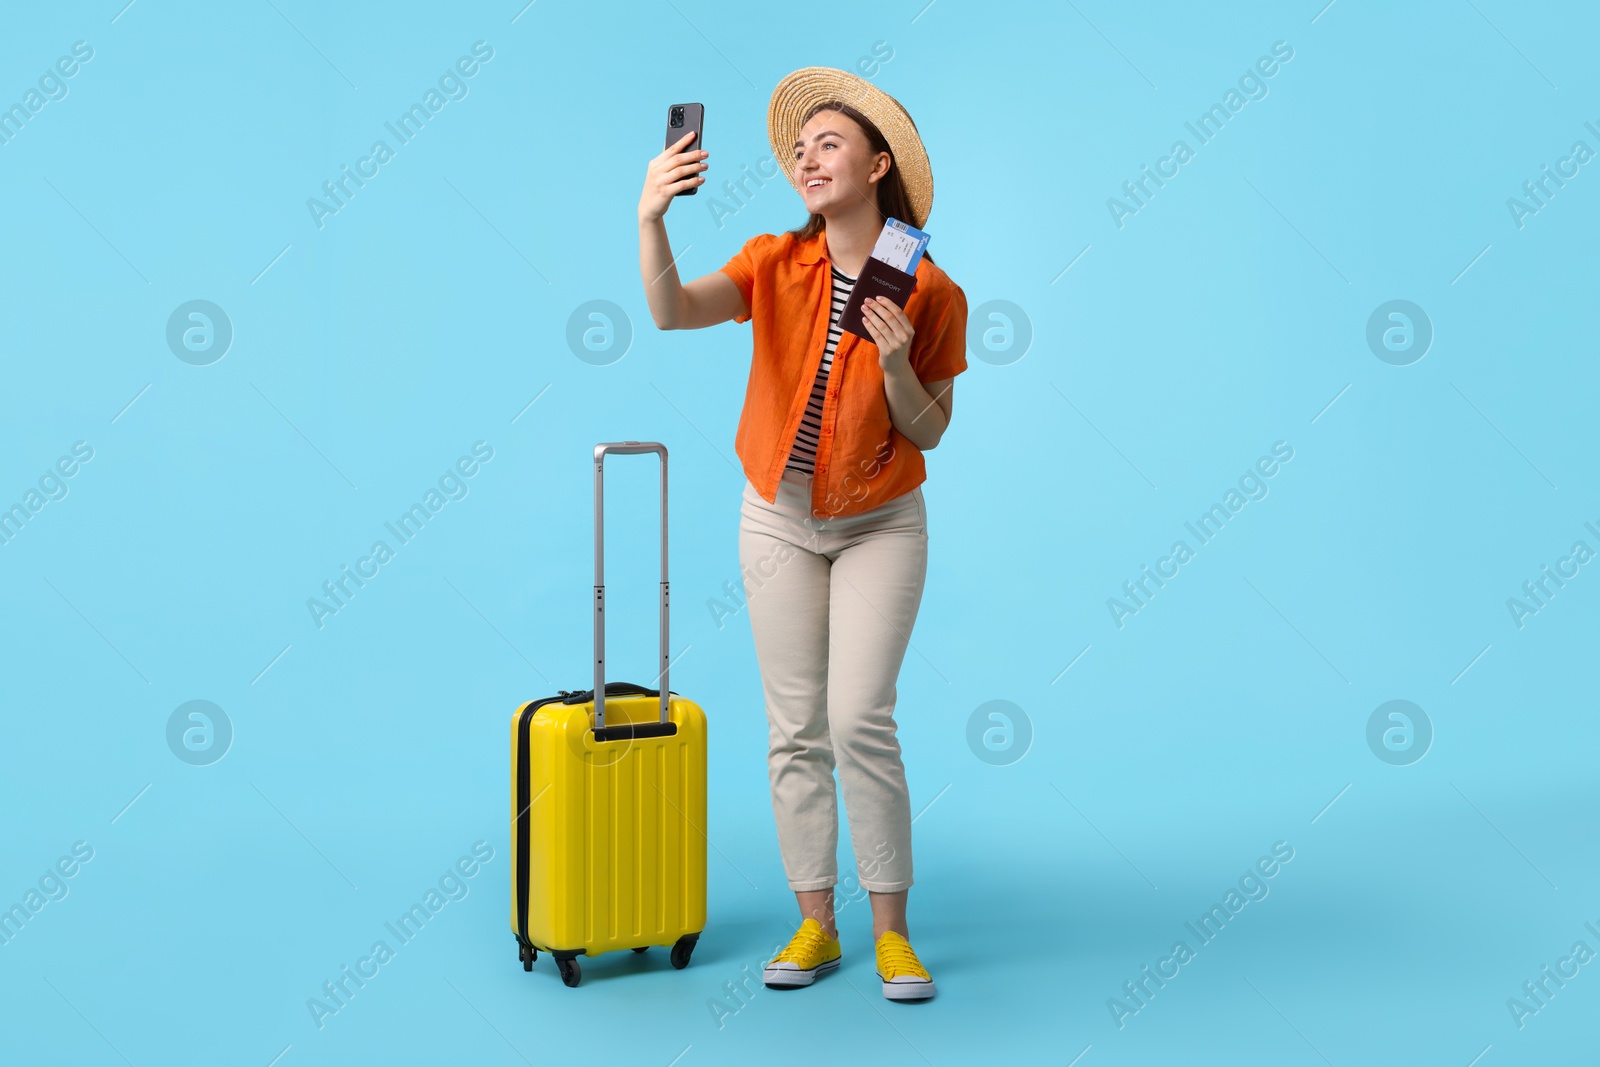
[763,957,841,988]
[881,978,936,1001]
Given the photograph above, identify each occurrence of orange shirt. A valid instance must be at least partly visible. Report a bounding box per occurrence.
[718,229,968,519]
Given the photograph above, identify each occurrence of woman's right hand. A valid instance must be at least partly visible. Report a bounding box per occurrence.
[639,132,708,224]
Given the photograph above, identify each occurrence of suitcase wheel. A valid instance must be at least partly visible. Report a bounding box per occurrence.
[517,939,537,972]
[632,946,649,953]
[670,934,698,970]
[557,957,582,987]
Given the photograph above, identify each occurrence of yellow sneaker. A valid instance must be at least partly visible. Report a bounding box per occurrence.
[875,930,935,1000]
[762,917,841,988]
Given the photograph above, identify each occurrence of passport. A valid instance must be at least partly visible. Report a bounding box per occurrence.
[837,218,930,340]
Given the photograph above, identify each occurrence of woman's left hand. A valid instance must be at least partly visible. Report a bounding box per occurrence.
[860,296,914,372]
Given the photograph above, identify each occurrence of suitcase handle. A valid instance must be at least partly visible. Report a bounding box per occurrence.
[592,441,671,731]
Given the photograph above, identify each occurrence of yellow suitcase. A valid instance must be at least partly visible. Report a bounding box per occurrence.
[511,442,707,987]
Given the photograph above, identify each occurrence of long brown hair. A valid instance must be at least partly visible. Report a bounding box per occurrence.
[785,101,934,265]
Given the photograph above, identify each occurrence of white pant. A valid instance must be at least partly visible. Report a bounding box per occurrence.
[738,468,928,893]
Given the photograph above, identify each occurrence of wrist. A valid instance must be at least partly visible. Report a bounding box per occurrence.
[880,354,914,378]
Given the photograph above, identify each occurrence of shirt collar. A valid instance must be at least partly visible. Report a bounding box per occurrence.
[794,229,829,265]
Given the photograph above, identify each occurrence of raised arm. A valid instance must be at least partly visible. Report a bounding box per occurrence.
[638,132,749,330]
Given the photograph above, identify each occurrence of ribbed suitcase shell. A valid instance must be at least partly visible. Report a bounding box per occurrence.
[510,687,707,955]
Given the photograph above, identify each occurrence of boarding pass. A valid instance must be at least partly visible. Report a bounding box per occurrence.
[870,217,930,274]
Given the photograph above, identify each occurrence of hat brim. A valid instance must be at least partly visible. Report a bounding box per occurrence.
[766,67,933,230]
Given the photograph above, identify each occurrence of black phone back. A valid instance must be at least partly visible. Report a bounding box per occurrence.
[666,103,704,196]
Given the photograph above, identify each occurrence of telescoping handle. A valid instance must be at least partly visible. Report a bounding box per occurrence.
[592,442,671,731]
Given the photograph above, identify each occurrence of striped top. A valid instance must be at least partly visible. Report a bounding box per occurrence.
[785,266,857,476]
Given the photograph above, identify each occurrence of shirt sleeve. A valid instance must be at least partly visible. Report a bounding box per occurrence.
[717,234,768,325]
[909,279,969,383]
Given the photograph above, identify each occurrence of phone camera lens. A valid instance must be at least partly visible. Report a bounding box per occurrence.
[670,107,684,127]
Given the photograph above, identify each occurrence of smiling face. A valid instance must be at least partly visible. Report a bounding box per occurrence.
[792,109,891,219]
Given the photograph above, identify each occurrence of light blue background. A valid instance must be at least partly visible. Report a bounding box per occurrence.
[2,1,1596,1064]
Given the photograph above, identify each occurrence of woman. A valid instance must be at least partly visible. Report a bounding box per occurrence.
[636,67,967,1002]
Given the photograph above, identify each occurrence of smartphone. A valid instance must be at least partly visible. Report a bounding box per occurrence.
[665,103,705,197]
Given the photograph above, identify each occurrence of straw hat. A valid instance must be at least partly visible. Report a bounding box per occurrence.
[766,66,933,229]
